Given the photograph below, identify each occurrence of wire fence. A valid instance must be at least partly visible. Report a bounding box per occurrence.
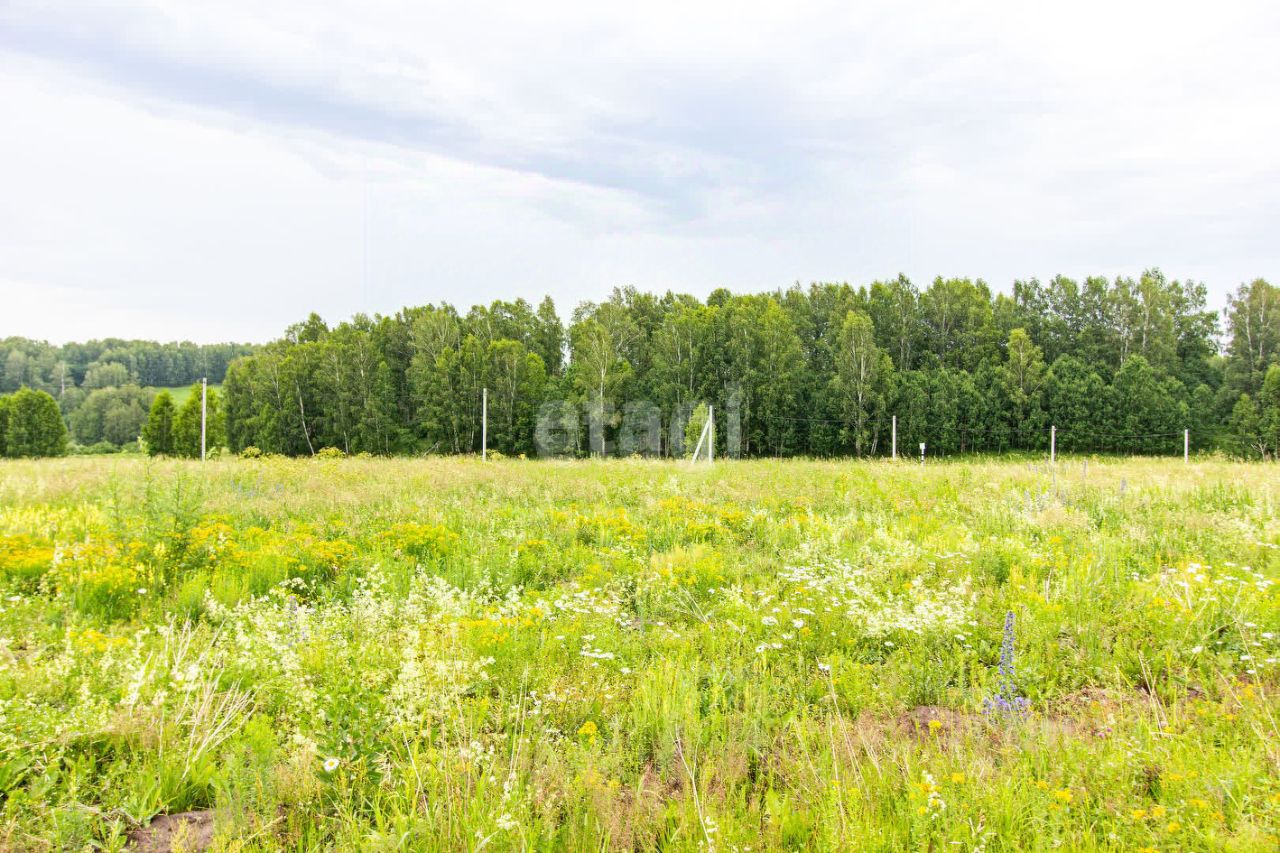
[748,410,1191,458]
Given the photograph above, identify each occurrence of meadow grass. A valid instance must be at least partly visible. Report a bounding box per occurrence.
[157,384,223,408]
[0,455,1277,851]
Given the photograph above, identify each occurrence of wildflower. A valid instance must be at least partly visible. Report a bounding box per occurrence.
[984,611,1029,716]
[950,772,966,784]
[577,720,598,738]
[1053,788,1073,804]
[1150,805,1167,819]
[1131,808,1148,820]
[1165,821,1181,834]
[323,757,340,773]
[928,719,944,733]
[817,662,831,673]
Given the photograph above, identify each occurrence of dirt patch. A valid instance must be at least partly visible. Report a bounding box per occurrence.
[887,690,1156,746]
[897,705,983,738]
[128,811,216,853]
[1056,686,1143,713]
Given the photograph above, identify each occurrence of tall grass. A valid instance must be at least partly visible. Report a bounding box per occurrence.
[0,455,1276,849]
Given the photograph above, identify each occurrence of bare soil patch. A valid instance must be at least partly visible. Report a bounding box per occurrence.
[128,811,216,853]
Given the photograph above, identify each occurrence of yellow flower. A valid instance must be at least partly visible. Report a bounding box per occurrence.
[1052,788,1073,804]
[577,720,598,738]
[917,805,928,815]
[1165,821,1181,834]
[1150,805,1167,819]
[1035,780,1049,791]
[1189,798,1209,810]
[1131,808,1148,820]
[950,772,966,784]
[928,719,943,732]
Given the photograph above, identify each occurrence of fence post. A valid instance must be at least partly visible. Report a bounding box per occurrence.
[708,406,714,463]
[1050,424,1056,464]
[200,377,207,462]
[892,415,897,461]
[482,388,488,460]
[1184,428,1189,463]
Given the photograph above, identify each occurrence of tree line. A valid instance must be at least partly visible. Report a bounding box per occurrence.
[5,271,1279,460]
[217,271,1280,460]
[0,383,221,459]
[1,337,256,393]
[0,338,256,452]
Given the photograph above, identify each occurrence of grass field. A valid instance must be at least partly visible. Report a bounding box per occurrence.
[155,384,222,408]
[0,456,1278,850]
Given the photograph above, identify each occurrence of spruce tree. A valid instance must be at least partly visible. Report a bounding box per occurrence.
[0,394,10,457]
[1228,395,1264,459]
[172,385,225,458]
[142,391,176,456]
[1259,365,1280,458]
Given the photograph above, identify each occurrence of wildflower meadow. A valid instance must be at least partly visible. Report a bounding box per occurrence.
[0,455,1277,851]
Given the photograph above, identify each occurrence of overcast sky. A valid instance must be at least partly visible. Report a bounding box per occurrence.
[2,1,1277,344]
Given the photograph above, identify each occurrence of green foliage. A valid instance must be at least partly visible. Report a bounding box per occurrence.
[2,387,67,457]
[70,384,153,448]
[172,384,225,458]
[0,337,257,395]
[1229,394,1265,459]
[0,394,9,457]
[289,275,1238,457]
[1044,356,1106,452]
[833,310,894,455]
[35,272,1274,460]
[684,401,709,458]
[142,391,176,456]
[1260,364,1280,457]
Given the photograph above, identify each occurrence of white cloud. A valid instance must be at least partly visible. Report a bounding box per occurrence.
[1,0,1278,342]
